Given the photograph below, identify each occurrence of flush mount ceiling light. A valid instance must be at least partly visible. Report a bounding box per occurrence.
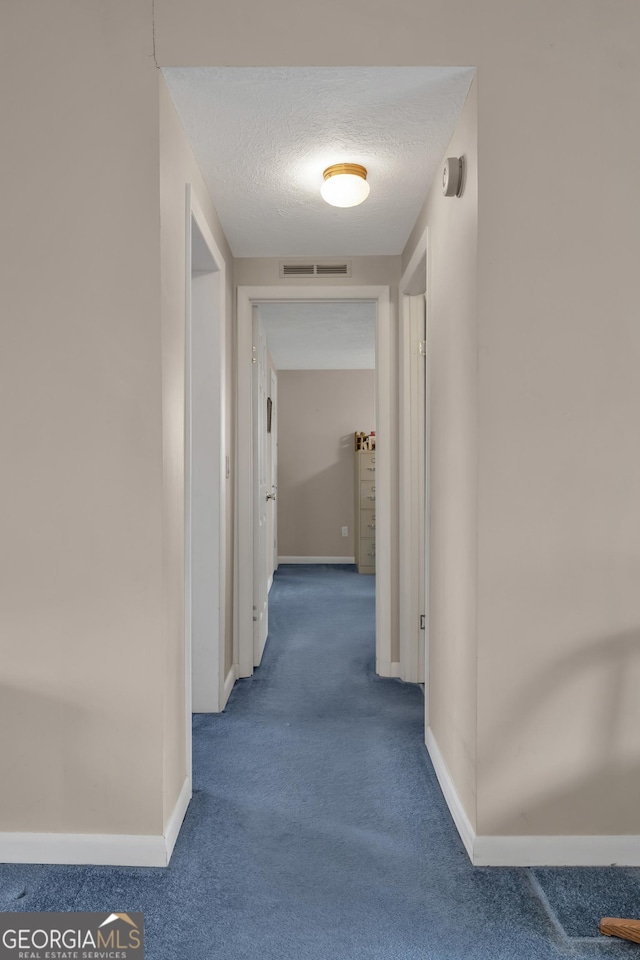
[321,163,370,208]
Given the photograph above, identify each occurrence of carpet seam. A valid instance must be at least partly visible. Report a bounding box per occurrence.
[526,870,636,950]
[526,868,575,951]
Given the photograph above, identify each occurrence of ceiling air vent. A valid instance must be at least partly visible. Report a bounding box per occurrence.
[281,263,315,277]
[316,263,350,277]
[279,261,352,279]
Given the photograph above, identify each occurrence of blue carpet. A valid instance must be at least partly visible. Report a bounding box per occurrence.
[530,868,640,939]
[1,565,638,958]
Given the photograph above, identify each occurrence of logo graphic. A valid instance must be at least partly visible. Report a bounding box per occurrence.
[0,911,144,959]
[99,914,139,930]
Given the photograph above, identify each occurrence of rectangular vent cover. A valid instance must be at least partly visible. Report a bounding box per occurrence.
[280,261,352,278]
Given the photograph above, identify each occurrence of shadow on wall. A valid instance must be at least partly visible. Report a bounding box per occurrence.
[478,630,640,834]
[0,684,153,833]
[341,433,358,452]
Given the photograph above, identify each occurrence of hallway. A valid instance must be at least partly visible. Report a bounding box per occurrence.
[0,566,636,958]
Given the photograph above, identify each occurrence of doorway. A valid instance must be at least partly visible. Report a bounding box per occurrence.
[399,229,429,706]
[235,285,392,680]
[185,186,227,760]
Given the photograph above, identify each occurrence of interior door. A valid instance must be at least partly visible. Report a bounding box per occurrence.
[270,368,278,575]
[417,296,427,684]
[252,307,269,666]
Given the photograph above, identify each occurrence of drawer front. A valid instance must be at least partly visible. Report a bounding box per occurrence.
[360,480,376,504]
[360,452,376,475]
[359,537,376,564]
[360,509,376,535]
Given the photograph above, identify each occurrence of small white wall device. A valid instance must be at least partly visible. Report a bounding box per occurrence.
[442,156,465,197]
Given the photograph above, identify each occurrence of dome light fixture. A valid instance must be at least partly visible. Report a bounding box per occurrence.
[321,163,370,208]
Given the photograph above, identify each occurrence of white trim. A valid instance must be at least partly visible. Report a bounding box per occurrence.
[184,189,194,782]
[0,779,192,867]
[267,572,274,592]
[221,664,237,710]
[425,726,640,866]
[0,833,168,868]
[398,227,429,694]
[474,834,640,868]
[235,288,255,679]
[425,725,475,860]
[424,235,432,729]
[278,556,355,564]
[376,660,402,678]
[374,287,393,675]
[235,285,392,681]
[163,775,191,864]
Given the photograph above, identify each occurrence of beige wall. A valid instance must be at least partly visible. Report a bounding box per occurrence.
[159,76,235,825]
[474,83,640,835]
[0,2,165,835]
[277,371,376,558]
[403,79,478,828]
[178,4,640,839]
[234,257,401,289]
[2,0,639,849]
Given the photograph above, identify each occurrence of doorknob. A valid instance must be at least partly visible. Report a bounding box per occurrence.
[266,492,276,501]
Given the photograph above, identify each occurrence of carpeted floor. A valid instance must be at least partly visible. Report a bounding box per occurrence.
[1,564,638,958]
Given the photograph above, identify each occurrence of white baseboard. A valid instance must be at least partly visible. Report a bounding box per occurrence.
[0,778,193,868]
[474,833,640,867]
[267,573,274,593]
[0,832,168,867]
[425,726,640,866]
[221,663,236,710]
[376,660,401,678]
[278,556,355,564]
[163,775,191,864]
[425,726,476,861]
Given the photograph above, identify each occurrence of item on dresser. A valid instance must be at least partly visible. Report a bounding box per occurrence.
[354,431,376,452]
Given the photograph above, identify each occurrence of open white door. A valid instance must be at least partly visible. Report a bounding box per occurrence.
[269,368,278,579]
[416,296,426,684]
[252,307,269,666]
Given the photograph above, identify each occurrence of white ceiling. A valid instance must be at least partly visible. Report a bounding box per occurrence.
[259,301,376,370]
[162,67,475,258]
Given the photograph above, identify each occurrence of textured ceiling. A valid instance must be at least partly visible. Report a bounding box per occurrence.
[162,67,475,258]
[259,302,375,370]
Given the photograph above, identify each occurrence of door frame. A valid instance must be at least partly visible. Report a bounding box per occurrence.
[398,226,430,716]
[235,285,392,679]
[184,184,227,761]
[268,365,278,590]
[251,305,269,668]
